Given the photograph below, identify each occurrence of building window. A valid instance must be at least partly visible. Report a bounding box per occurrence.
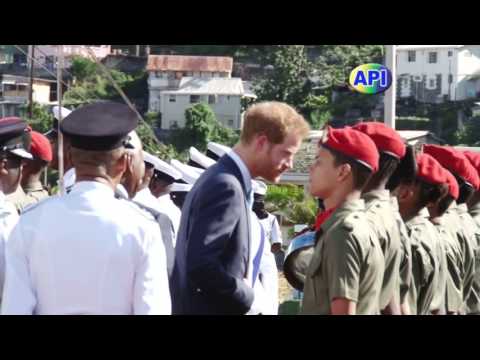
[429,79,435,88]
[208,95,216,104]
[408,51,416,62]
[428,52,437,64]
[448,74,453,83]
[448,50,453,57]
[169,95,176,103]
[227,119,234,128]
[169,120,178,129]
[190,95,200,104]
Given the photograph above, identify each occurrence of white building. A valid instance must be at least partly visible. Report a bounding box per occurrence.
[33,45,111,70]
[0,74,55,117]
[158,77,254,129]
[147,55,255,129]
[396,45,480,102]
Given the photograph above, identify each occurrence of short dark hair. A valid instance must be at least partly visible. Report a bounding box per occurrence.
[454,174,475,204]
[366,152,400,190]
[322,145,373,190]
[415,179,449,210]
[386,145,417,191]
[437,194,455,217]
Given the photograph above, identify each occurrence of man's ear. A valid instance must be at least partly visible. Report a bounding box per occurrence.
[397,183,413,204]
[254,134,268,152]
[0,158,8,176]
[337,163,352,183]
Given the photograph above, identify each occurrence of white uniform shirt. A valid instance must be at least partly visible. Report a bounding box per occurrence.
[259,213,283,246]
[133,188,177,248]
[247,212,279,315]
[1,181,171,315]
[157,193,182,246]
[57,167,76,194]
[0,191,20,303]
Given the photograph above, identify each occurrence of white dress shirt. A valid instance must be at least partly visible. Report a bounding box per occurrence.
[259,213,283,246]
[247,212,279,315]
[1,181,171,315]
[0,191,20,303]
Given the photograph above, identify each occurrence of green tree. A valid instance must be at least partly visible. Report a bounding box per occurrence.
[19,102,54,134]
[253,45,312,112]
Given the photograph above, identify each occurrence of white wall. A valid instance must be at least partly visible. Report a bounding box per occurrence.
[160,93,242,130]
[396,47,457,100]
[455,46,480,100]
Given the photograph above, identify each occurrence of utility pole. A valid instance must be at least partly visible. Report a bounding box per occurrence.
[28,45,35,118]
[384,45,397,129]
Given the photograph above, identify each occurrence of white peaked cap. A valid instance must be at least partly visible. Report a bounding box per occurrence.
[252,180,268,196]
[189,146,216,169]
[170,183,193,193]
[52,106,72,120]
[170,159,204,185]
[143,151,182,180]
[207,142,231,158]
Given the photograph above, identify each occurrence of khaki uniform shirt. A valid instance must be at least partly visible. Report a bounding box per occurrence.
[444,202,475,311]
[405,209,439,315]
[391,197,413,308]
[301,199,384,315]
[431,216,463,313]
[363,190,401,311]
[457,203,480,314]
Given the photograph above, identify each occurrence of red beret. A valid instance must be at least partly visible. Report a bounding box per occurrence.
[416,153,448,186]
[444,169,459,200]
[30,131,53,162]
[320,126,379,172]
[352,122,406,159]
[463,151,480,173]
[423,145,480,190]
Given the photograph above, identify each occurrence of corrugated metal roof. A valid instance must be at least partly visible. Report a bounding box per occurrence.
[146,55,233,73]
[163,77,245,95]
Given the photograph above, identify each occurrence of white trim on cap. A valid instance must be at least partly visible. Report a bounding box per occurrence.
[207,142,231,157]
[252,180,267,195]
[143,151,182,180]
[189,147,216,169]
[170,183,193,193]
[170,160,204,185]
[52,106,72,121]
[10,148,33,160]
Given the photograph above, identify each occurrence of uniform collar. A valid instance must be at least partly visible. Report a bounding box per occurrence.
[320,198,365,233]
[115,184,129,199]
[456,203,469,214]
[390,196,400,212]
[470,201,480,214]
[362,189,390,204]
[70,181,116,197]
[23,181,44,192]
[406,208,429,227]
[0,190,5,202]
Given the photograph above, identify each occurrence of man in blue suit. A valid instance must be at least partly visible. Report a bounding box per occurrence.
[171,102,310,314]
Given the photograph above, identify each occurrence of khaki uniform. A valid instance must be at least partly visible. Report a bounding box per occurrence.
[456,203,480,314]
[405,208,440,315]
[444,202,475,312]
[391,197,413,309]
[24,181,50,204]
[431,216,463,314]
[363,190,401,312]
[301,199,384,315]
[5,186,37,214]
[469,202,480,314]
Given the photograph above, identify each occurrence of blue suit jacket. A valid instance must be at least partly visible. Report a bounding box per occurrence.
[171,154,254,314]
